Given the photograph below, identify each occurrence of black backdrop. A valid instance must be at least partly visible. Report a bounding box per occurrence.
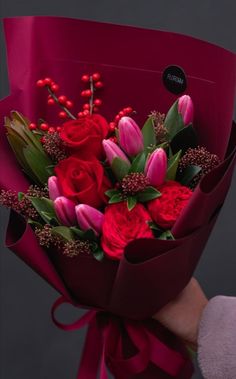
[0,1,236,378]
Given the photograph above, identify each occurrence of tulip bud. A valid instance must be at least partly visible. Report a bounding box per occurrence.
[118,116,144,156]
[102,139,130,166]
[54,196,77,226]
[48,176,62,201]
[75,204,104,236]
[178,95,194,126]
[145,148,167,187]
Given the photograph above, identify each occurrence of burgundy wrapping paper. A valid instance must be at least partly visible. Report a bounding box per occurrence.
[1,16,236,379]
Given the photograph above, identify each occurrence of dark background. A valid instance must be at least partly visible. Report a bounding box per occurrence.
[0,1,235,378]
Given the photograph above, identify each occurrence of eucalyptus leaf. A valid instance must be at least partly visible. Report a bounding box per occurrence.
[141,117,156,148]
[127,197,137,211]
[179,165,202,186]
[52,226,74,241]
[129,152,146,173]
[137,186,161,202]
[167,150,182,180]
[164,100,185,139]
[111,157,130,181]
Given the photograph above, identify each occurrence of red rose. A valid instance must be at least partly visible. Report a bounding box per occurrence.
[54,156,111,208]
[147,180,193,229]
[60,114,109,159]
[101,202,153,260]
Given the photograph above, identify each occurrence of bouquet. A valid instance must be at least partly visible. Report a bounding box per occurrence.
[0,16,236,379]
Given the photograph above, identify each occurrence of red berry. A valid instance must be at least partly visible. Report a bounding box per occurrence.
[59,111,67,119]
[81,74,90,83]
[51,84,59,92]
[40,136,46,144]
[83,110,90,116]
[36,79,45,87]
[44,77,52,85]
[66,100,73,108]
[83,103,90,110]
[48,98,55,105]
[109,136,118,144]
[93,107,99,113]
[115,115,120,122]
[119,111,125,117]
[92,72,101,82]
[124,106,133,114]
[58,95,67,104]
[85,89,92,97]
[78,112,84,118]
[48,127,56,134]
[56,126,62,133]
[94,98,102,106]
[95,81,103,89]
[40,123,49,131]
[29,122,37,130]
[109,122,116,131]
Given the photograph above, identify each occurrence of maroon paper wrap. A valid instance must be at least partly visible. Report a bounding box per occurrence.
[1,16,236,379]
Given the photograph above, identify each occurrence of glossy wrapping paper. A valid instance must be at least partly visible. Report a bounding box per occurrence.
[0,16,236,379]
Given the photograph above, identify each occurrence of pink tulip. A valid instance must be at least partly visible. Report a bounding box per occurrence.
[48,176,61,201]
[118,116,144,156]
[145,148,167,187]
[178,95,194,126]
[75,204,104,236]
[54,196,77,226]
[102,139,130,166]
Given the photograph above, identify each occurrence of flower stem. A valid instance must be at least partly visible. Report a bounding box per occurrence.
[47,86,76,120]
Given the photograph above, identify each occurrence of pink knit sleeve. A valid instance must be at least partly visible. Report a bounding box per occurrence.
[198,296,236,379]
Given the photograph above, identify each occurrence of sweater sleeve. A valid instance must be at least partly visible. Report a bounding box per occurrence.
[197,295,236,379]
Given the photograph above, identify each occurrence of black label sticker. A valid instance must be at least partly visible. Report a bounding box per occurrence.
[162,65,187,94]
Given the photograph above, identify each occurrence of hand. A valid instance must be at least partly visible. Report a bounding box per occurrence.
[153,278,208,350]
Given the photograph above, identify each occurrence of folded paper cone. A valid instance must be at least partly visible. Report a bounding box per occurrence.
[1,16,236,379]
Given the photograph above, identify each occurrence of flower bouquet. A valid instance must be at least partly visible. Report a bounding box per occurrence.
[0,16,236,379]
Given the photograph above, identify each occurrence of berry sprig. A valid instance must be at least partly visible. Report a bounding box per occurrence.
[36,77,76,120]
[78,72,103,118]
[28,120,61,135]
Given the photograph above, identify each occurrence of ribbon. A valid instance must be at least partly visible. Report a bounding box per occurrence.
[51,296,187,379]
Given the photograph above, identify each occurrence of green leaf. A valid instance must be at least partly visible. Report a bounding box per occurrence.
[111,157,130,181]
[142,117,156,148]
[109,193,123,204]
[170,124,198,155]
[28,197,58,224]
[93,249,104,261]
[147,221,160,231]
[105,189,120,198]
[137,186,161,202]
[129,152,146,173]
[70,227,85,238]
[179,165,202,186]
[83,229,97,241]
[45,165,55,176]
[167,150,182,180]
[23,146,52,185]
[164,100,185,139]
[27,219,43,228]
[51,226,74,241]
[18,192,25,201]
[159,230,175,240]
[127,197,137,211]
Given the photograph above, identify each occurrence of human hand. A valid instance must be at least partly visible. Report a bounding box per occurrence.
[153,278,208,350]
